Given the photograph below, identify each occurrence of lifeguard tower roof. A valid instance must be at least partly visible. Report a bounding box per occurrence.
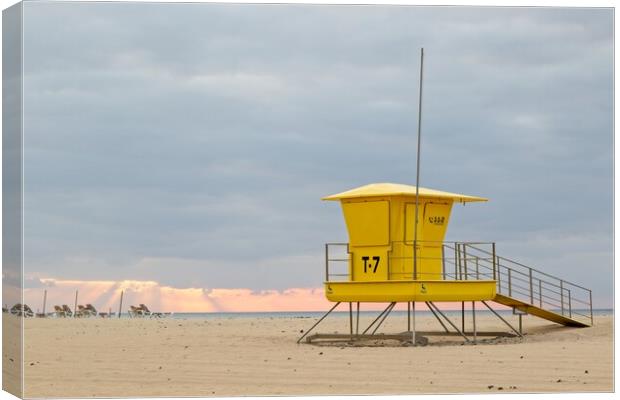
[322,182,488,203]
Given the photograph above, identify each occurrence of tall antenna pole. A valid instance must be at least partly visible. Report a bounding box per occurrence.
[413,47,424,280]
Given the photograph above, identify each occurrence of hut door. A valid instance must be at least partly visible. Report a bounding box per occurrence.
[421,202,452,279]
[422,202,451,241]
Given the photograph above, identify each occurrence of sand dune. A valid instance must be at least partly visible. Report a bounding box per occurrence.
[11,312,613,397]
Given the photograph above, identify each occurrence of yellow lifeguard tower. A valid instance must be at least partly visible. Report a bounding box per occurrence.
[298,182,593,345]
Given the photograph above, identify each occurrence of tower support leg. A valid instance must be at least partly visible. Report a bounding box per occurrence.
[297,302,341,343]
[362,302,395,334]
[427,302,470,342]
[356,302,360,335]
[425,301,449,333]
[349,302,353,339]
[481,301,523,338]
[472,301,477,344]
[412,302,416,345]
[407,302,411,332]
[370,302,396,335]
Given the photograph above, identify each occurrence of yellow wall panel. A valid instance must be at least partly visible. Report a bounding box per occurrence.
[342,200,390,246]
[350,247,389,281]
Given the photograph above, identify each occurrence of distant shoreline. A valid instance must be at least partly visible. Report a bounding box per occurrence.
[7,308,612,319]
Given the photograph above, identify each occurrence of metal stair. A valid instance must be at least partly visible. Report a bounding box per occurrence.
[448,243,593,327]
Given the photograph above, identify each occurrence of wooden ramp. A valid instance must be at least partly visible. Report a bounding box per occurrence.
[493,294,590,327]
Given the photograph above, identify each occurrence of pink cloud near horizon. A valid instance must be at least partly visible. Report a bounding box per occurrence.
[23,279,333,313]
[21,278,512,314]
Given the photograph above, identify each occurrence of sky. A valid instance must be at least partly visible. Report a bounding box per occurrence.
[15,3,613,311]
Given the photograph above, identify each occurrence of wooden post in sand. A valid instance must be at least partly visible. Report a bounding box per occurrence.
[74,290,78,318]
[42,290,47,316]
[118,290,124,319]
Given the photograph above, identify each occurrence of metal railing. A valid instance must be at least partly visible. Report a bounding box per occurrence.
[325,241,593,326]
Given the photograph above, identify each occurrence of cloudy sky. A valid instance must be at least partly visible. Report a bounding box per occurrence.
[18,3,613,311]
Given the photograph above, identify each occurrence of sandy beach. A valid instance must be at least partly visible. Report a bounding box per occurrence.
[9,312,613,397]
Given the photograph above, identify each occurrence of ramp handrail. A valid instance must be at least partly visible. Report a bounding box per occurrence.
[451,242,593,326]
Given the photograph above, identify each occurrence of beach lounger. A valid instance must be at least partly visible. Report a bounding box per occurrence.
[127,304,164,318]
[84,304,97,317]
[52,305,67,317]
[62,305,74,317]
[75,305,94,318]
[128,305,143,318]
[75,305,88,318]
[139,304,168,318]
[10,304,34,318]
[138,304,154,317]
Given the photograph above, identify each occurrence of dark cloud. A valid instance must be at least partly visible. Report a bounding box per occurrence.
[20,3,612,305]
